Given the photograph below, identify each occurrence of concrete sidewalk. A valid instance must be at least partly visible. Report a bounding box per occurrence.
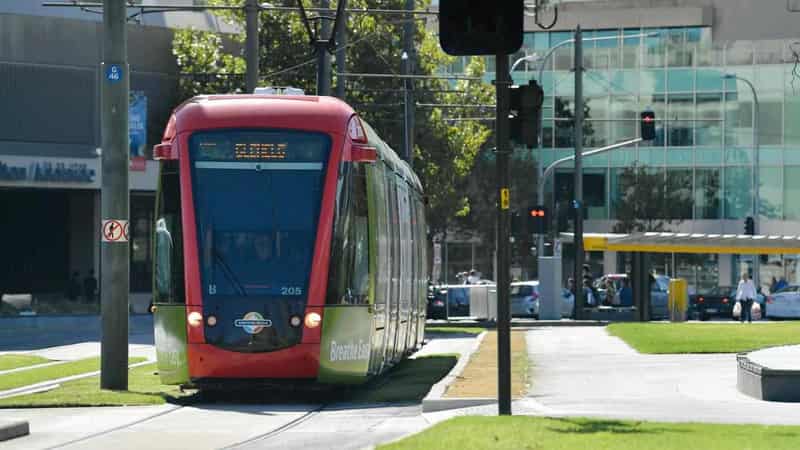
[518,327,800,424]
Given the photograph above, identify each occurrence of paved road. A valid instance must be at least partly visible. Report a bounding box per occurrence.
[518,327,800,424]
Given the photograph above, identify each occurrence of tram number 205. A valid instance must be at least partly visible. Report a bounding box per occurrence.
[281,287,303,296]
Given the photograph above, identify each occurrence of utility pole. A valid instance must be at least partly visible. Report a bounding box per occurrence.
[245,0,259,93]
[100,0,129,390]
[317,0,332,96]
[573,26,584,320]
[401,0,415,164]
[335,9,347,99]
[495,53,512,416]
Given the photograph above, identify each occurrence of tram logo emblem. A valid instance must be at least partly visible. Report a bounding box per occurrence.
[235,312,272,334]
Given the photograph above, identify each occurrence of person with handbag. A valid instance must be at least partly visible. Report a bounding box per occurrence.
[735,272,756,323]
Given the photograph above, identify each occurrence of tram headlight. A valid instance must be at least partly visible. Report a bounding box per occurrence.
[207,315,218,327]
[290,315,302,328]
[187,311,203,328]
[304,312,322,328]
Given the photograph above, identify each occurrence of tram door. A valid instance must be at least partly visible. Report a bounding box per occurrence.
[396,175,412,359]
[385,169,402,363]
[367,166,389,374]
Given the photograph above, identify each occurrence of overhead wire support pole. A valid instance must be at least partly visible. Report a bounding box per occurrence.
[494,52,512,416]
[573,26,584,321]
[245,0,259,93]
[335,6,347,99]
[401,0,415,165]
[100,0,129,391]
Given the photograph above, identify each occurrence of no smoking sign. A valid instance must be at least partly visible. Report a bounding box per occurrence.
[102,219,129,243]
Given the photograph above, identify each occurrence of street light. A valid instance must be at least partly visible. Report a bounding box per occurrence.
[723,73,761,289]
[511,53,540,73]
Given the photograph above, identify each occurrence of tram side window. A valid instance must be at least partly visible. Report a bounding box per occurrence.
[153,162,185,304]
[327,162,370,305]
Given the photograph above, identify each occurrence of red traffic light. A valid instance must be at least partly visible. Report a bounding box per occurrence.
[529,209,545,217]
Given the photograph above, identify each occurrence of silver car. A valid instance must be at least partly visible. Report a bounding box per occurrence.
[767,285,800,318]
[510,281,575,318]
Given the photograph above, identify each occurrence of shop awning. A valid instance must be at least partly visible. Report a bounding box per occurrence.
[561,232,800,255]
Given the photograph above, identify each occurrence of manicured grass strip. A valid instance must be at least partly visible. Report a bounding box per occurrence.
[0,357,146,392]
[349,354,457,404]
[0,355,50,371]
[381,416,800,450]
[425,326,486,335]
[445,331,527,398]
[0,363,186,408]
[608,322,800,354]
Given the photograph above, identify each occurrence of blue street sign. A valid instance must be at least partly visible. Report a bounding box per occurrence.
[106,64,123,83]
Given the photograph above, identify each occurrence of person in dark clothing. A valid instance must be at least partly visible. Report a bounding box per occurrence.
[66,271,81,301]
[620,277,633,307]
[83,269,98,304]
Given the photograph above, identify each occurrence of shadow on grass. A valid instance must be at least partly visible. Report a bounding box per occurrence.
[179,354,458,407]
[547,418,677,436]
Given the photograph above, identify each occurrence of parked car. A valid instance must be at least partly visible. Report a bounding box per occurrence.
[510,281,575,318]
[427,284,448,320]
[689,286,766,320]
[593,273,670,319]
[766,285,800,319]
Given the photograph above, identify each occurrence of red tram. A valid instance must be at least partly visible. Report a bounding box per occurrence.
[151,93,428,386]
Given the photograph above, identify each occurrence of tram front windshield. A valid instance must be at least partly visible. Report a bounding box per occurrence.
[190,129,331,299]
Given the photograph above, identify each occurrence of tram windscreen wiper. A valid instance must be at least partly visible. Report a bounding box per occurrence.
[213,249,247,297]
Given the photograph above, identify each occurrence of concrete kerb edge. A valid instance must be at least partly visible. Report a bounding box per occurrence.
[0,420,29,442]
[422,331,496,413]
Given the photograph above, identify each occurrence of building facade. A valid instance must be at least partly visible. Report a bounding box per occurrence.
[446,0,800,292]
[0,2,232,314]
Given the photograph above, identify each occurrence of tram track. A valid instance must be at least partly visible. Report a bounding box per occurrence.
[220,403,326,450]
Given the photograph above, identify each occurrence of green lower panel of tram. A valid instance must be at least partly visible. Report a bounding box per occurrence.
[318,306,373,384]
[153,304,190,385]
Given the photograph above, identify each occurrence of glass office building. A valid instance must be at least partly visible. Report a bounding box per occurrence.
[446,26,800,291]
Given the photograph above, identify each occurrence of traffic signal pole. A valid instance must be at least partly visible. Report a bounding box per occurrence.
[100,0,129,390]
[573,27,584,320]
[495,53,512,416]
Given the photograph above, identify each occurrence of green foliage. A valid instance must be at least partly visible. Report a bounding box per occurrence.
[608,322,800,354]
[170,1,495,236]
[381,416,800,450]
[612,164,694,233]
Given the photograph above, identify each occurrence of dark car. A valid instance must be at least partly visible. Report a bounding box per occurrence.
[690,286,766,320]
[427,285,448,320]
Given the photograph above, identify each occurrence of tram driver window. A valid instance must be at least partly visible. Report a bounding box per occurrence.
[153,163,185,304]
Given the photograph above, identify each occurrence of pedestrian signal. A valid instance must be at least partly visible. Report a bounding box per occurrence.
[641,111,656,141]
[528,205,548,235]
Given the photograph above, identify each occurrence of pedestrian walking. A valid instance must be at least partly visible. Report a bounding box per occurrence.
[735,272,756,323]
[83,269,98,304]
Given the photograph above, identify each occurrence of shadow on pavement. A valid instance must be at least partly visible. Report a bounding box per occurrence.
[547,418,673,435]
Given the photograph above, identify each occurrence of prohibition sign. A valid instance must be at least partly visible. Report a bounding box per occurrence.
[102,219,128,243]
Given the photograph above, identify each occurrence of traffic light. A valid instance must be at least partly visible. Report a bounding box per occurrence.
[438,0,523,56]
[510,80,545,148]
[641,111,656,141]
[744,216,755,235]
[528,205,548,235]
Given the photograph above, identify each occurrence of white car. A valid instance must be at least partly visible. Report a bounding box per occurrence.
[766,285,800,319]
[510,281,574,318]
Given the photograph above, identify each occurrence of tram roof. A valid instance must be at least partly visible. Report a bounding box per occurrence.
[563,232,800,255]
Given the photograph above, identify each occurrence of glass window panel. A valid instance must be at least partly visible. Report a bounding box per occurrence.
[610,148,636,166]
[785,167,800,220]
[667,30,692,67]
[666,169,693,219]
[609,167,631,219]
[695,120,722,147]
[668,94,694,119]
[724,94,754,147]
[726,41,754,66]
[759,100,783,145]
[644,93,666,119]
[584,71,609,96]
[786,149,800,164]
[755,66,783,92]
[555,97,573,118]
[610,96,637,119]
[759,167,782,220]
[726,147,753,164]
[554,44,573,71]
[641,70,666,93]
[696,93,722,120]
[695,147,723,166]
[639,146,665,166]
[555,71,575,96]
[695,168,721,219]
[609,70,639,95]
[785,95,800,146]
[584,121,610,148]
[667,69,694,92]
[523,32,537,50]
[696,70,724,91]
[610,120,637,143]
[554,119,574,148]
[724,167,752,219]
[542,120,554,148]
[584,169,608,219]
[585,97,608,119]
[755,41,783,65]
[760,147,782,165]
[694,28,714,67]
[667,148,692,165]
[667,121,693,147]
[535,32,549,50]
[643,29,666,68]
[542,96,554,119]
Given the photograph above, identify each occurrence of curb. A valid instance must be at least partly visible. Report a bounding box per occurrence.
[422,331,491,413]
[737,346,800,402]
[0,419,29,442]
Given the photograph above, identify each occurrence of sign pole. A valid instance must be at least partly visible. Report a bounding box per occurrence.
[495,51,512,416]
[573,26,585,321]
[100,0,129,390]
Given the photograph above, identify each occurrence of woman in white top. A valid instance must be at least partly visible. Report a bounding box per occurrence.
[735,272,757,323]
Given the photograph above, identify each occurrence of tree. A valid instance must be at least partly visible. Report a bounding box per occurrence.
[170,0,495,237]
[612,164,694,233]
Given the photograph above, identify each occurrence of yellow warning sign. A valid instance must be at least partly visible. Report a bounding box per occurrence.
[500,188,510,210]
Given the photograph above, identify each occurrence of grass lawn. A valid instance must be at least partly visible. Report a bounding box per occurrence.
[0,354,50,371]
[608,322,800,354]
[0,357,146,393]
[445,331,528,398]
[380,416,800,450]
[0,363,186,408]
[425,326,487,336]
